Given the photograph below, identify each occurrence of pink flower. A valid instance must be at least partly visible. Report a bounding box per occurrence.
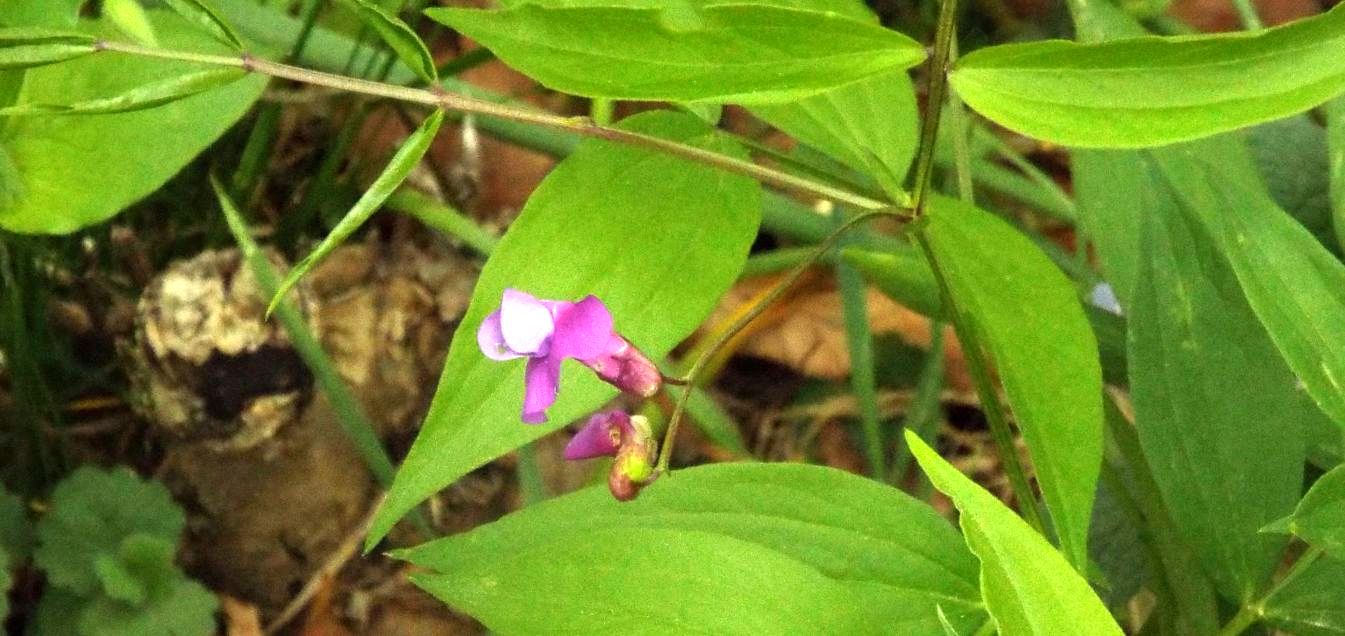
[477,289,661,423]
[563,411,658,501]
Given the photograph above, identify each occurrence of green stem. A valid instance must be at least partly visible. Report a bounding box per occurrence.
[836,228,885,478]
[94,40,895,214]
[1219,546,1326,636]
[1230,0,1265,30]
[908,0,1049,535]
[908,0,960,216]
[656,210,908,474]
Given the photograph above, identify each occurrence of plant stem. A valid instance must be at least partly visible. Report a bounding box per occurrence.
[908,0,960,217]
[656,210,908,474]
[907,0,1049,535]
[1231,0,1265,30]
[93,40,895,214]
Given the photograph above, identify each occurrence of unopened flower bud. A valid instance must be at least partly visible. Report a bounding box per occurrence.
[608,442,657,502]
[581,335,662,398]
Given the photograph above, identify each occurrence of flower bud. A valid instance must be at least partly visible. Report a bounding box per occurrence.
[581,335,662,398]
[608,441,657,502]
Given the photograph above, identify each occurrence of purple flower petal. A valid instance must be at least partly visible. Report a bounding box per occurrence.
[551,295,615,361]
[521,355,562,424]
[500,288,556,356]
[477,310,523,361]
[563,411,631,460]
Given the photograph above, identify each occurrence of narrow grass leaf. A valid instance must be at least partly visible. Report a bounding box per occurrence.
[269,109,443,315]
[0,68,242,116]
[162,0,243,50]
[337,0,437,84]
[952,3,1345,147]
[424,4,925,104]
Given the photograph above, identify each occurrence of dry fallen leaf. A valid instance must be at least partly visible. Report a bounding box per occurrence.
[702,271,970,390]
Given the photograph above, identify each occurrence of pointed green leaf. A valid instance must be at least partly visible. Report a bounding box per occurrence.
[750,70,919,196]
[0,67,243,115]
[103,0,159,46]
[906,432,1122,635]
[424,4,925,104]
[1148,143,1345,431]
[922,196,1103,570]
[0,13,265,233]
[368,111,761,547]
[1284,465,1345,560]
[0,28,96,69]
[162,0,242,50]
[951,3,1345,147]
[1127,180,1306,601]
[269,109,443,315]
[397,463,986,634]
[1263,555,1345,635]
[337,0,436,84]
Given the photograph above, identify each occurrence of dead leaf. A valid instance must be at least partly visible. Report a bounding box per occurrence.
[220,595,263,636]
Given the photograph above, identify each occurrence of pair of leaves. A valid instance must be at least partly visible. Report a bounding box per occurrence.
[906,432,1121,635]
[0,11,265,234]
[396,462,987,634]
[953,2,1345,147]
[424,2,925,104]
[920,196,1104,571]
[367,111,762,546]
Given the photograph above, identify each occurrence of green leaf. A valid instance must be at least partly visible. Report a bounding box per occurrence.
[0,28,97,70]
[337,0,437,84]
[906,432,1122,635]
[750,69,919,196]
[0,13,265,233]
[162,0,243,50]
[0,67,244,115]
[840,245,943,318]
[1127,178,1306,602]
[684,386,749,457]
[921,196,1103,570]
[1246,116,1335,249]
[396,462,987,634]
[951,3,1345,147]
[79,534,217,636]
[368,111,761,547]
[1148,142,1345,432]
[1285,465,1345,560]
[0,488,32,563]
[34,466,185,596]
[103,0,160,46]
[269,109,443,315]
[1072,149,1170,309]
[1329,95,1345,252]
[1263,555,1345,635]
[33,589,84,635]
[423,4,925,104]
[0,0,86,28]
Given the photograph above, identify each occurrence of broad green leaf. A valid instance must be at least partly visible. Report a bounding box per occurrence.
[1073,149,1170,309]
[906,432,1122,635]
[951,2,1345,147]
[162,0,243,49]
[1148,143,1345,431]
[103,0,159,46]
[34,466,185,597]
[1330,95,1345,252]
[0,67,243,115]
[1284,465,1345,560]
[269,109,444,315]
[0,13,266,233]
[1263,555,1345,635]
[396,463,986,634]
[1246,116,1335,249]
[921,196,1103,569]
[368,111,761,546]
[337,0,437,84]
[80,534,218,636]
[1127,182,1305,602]
[0,0,86,28]
[750,70,918,196]
[424,4,925,104]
